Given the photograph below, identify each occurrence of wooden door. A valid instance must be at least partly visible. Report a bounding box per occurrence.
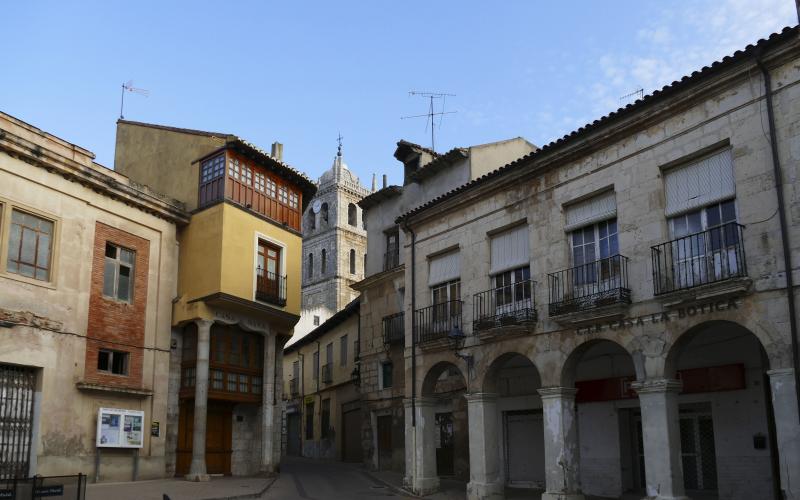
[287,413,302,457]
[377,415,392,470]
[176,401,233,475]
[342,408,363,463]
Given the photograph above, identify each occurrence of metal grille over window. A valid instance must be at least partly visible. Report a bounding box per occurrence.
[7,210,53,281]
[564,190,617,232]
[0,364,36,480]
[428,251,460,287]
[201,155,225,182]
[664,149,734,217]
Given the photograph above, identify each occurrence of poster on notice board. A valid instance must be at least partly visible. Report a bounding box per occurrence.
[96,408,144,448]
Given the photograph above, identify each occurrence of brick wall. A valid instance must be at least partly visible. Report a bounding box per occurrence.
[84,222,149,388]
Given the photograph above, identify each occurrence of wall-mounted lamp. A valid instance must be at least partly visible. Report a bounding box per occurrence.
[447,325,474,377]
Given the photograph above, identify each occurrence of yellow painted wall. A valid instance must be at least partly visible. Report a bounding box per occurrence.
[174,202,302,324]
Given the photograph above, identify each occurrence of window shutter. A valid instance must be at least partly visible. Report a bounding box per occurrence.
[564,191,617,231]
[664,149,734,217]
[490,224,530,275]
[428,251,460,286]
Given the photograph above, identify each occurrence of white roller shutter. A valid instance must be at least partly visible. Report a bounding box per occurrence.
[664,149,734,217]
[490,224,530,275]
[428,251,460,287]
[564,190,617,231]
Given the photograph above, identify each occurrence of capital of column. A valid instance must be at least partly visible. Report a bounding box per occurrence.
[767,367,795,379]
[195,318,214,332]
[465,392,499,404]
[631,378,682,395]
[537,386,578,400]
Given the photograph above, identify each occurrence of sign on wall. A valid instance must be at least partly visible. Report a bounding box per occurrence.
[96,408,144,448]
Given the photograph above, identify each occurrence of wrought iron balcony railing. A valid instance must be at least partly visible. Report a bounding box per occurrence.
[256,267,287,306]
[414,301,463,344]
[383,312,405,345]
[289,378,299,397]
[384,246,400,271]
[473,279,537,331]
[651,222,747,295]
[548,255,631,317]
[321,363,333,384]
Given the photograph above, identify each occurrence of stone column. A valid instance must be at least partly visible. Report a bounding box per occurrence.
[538,387,584,500]
[261,331,277,474]
[465,393,502,500]
[186,319,213,481]
[272,336,285,467]
[768,368,800,500]
[403,397,439,495]
[632,379,688,500]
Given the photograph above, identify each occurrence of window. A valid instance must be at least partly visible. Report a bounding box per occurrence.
[348,203,357,226]
[321,203,329,225]
[97,349,129,375]
[570,219,619,284]
[257,240,282,302]
[266,178,277,198]
[307,212,316,231]
[494,266,531,310]
[211,369,224,390]
[385,228,399,270]
[305,402,314,439]
[200,155,225,183]
[321,398,331,439]
[313,351,319,380]
[254,172,266,193]
[289,192,299,209]
[182,367,196,387]
[381,361,393,389]
[350,249,356,274]
[251,376,262,394]
[313,315,320,326]
[7,209,54,281]
[326,342,333,367]
[340,335,348,366]
[278,186,288,205]
[308,253,314,278]
[293,360,300,380]
[321,249,327,274]
[103,243,135,302]
[229,159,242,181]
[432,279,461,324]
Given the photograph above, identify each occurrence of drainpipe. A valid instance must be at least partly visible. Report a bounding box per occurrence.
[756,54,800,422]
[403,221,417,427]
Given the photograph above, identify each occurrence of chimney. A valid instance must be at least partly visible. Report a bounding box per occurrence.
[271,142,283,162]
[371,174,377,192]
[382,174,387,189]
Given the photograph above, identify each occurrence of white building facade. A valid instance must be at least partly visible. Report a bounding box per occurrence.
[397,28,800,500]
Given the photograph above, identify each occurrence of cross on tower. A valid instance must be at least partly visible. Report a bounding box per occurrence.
[337,133,343,157]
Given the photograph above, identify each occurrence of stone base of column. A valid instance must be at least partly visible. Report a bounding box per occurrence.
[259,464,279,476]
[641,496,689,500]
[466,480,503,500]
[412,476,440,496]
[184,473,210,482]
[541,493,585,500]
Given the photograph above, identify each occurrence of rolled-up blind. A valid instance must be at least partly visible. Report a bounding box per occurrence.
[664,149,734,217]
[564,190,617,231]
[490,224,530,275]
[428,251,460,286]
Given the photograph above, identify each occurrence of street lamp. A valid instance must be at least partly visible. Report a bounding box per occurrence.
[447,325,474,377]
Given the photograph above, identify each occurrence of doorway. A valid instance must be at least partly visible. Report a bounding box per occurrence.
[435,412,454,476]
[377,415,392,470]
[504,410,545,488]
[286,413,301,457]
[342,408,363,462]
[176,401,233,475]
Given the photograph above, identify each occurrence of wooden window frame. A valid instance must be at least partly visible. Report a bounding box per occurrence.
[97,349,130,376]
[6,208,55,282]
[103,242,135,303]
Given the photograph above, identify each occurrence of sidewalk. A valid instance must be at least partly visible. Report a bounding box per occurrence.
[86,476,275,500]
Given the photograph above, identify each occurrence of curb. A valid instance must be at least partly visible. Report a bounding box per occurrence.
[204,476,277,500]
[361,470,421,499]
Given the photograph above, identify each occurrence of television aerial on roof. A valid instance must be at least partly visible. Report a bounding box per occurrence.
[119,80,149,120]
[401,91,457,153]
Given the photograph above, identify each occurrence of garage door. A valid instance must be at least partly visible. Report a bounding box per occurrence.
[505,410,545,488]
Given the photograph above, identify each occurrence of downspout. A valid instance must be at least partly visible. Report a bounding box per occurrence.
[403,221,417,427]
[756,54,800,422]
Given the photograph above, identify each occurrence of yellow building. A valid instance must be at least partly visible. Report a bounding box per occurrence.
[114,121,316,479]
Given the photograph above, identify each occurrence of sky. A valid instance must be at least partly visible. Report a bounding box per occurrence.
[2,1,797,188]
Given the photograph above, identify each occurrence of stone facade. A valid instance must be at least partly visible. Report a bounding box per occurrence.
[395,28,800,500]
[0,111,186,481]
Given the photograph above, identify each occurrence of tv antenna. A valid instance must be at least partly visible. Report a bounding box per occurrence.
[119,80,149,119]
[619,88,644,106]
[401,91,456,152]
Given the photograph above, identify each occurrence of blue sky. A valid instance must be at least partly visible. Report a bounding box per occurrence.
[2,1,796,187]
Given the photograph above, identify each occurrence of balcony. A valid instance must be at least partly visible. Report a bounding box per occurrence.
[473,279,537,331]
[384,246,400,271]
[321,363,333,384]
[548,255,631,317]
[383,312,405,346]
[652,223,748,296]
[414,301,462,344]
[289,378,299,397]
[256,267,287,306]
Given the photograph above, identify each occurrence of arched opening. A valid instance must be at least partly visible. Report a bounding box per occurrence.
[421,361,469,481]
[321,249,327,275]
[349,249,356,275]
[482,353,544,493]
[307,211,316,231]
[562,339,637,498]
[348,203,357,227]
[661,321,779,500]
[321,203,329,226]
[307,253,313,279]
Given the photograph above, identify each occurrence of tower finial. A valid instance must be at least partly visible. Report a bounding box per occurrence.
[337,132,343,157]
